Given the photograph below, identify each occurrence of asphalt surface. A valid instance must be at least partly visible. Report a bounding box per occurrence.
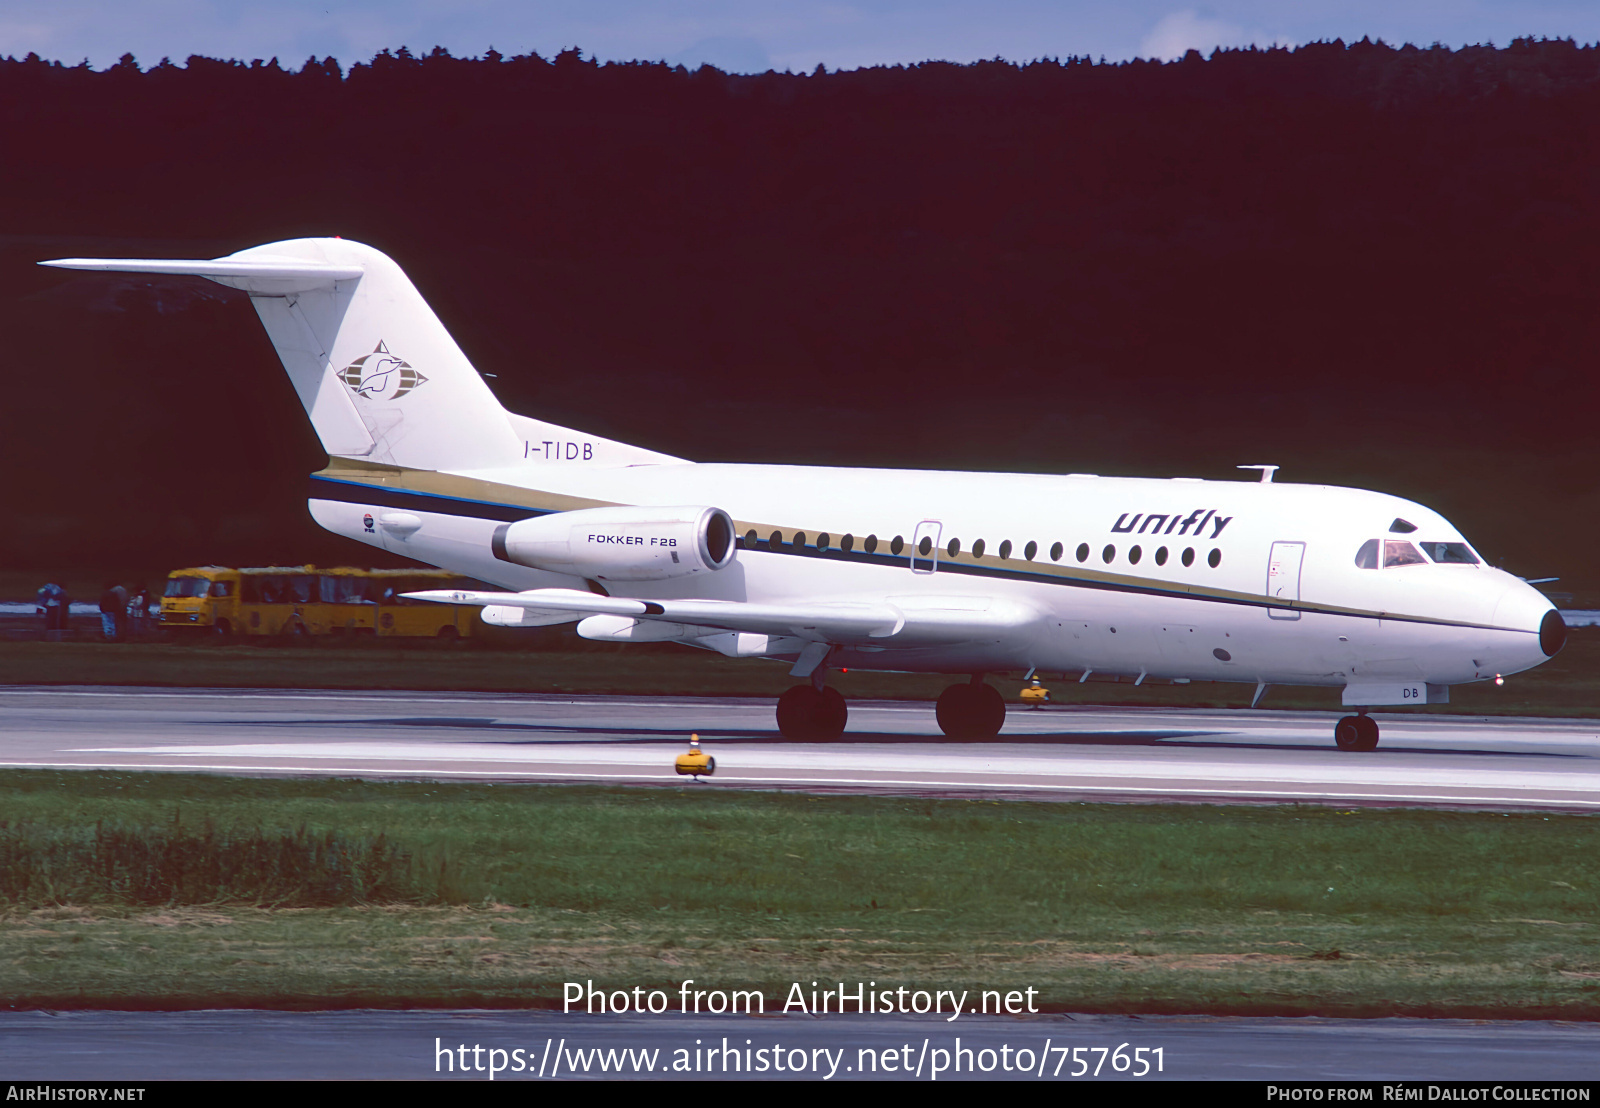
[0,686,1596,810]
[2,1009,1597,1081]
[1,687,1595,1082]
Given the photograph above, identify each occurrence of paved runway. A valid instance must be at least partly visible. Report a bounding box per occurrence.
[5,1009,1598,1081]
[1,686,1596,810]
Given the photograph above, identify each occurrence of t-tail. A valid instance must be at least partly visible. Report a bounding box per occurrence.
[40,238,677,472]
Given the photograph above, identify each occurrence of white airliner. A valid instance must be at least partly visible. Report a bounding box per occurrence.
[42,239,1567,750]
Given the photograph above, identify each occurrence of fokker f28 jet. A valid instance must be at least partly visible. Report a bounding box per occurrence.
[43,239,1567,750]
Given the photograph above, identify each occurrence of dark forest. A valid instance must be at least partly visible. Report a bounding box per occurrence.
[5,39,1599,592]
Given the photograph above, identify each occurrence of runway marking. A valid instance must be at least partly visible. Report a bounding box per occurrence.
[8,689,1598,811]
[0,760,1593,807]
[63,741,1600,796]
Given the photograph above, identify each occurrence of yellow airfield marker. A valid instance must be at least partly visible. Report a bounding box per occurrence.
[675,733,715,778]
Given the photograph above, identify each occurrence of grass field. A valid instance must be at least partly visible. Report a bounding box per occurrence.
[4,629,1600,716]
[0,771,1594,1016]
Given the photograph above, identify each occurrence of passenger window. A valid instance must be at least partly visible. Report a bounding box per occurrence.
[1024,541,1037,561]
[973,539,986,559]
[817,533,830,552]
[947,538,961,558]
[1384,540,1427,568]
[1128,545,1142,565]
[891,535,904,555]
[1075,543,1089,563]
[1354,539,1380,569]
[1101,544,1115,564]
[918,535,933,556]
[1155,547,1168,566]
[768,531,783,550]
[1208,549,1222,568]
[794,532,807,549]
[1419,541,1479,565]
[841,534,854,553]
[744,529,759,549]
[1181,548,1195,567]
[865,535,878,554]
[998,540,1012,560]
[1050,542,1063,562]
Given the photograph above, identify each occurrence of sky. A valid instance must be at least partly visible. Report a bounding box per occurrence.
[2,1,1599,73]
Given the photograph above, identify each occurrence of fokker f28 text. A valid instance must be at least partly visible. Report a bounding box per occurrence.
[42,239,1567,750]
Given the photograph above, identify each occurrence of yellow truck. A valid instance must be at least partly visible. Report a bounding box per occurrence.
[159,566,481,640]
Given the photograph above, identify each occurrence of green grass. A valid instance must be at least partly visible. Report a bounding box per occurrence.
[0,771,1594,1016]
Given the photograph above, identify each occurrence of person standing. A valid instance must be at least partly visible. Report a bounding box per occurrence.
[127,584,151,636]
[99,581,128,642]
[36,582,68,633]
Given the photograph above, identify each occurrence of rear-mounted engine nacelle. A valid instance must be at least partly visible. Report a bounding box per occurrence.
[491,505,736,581]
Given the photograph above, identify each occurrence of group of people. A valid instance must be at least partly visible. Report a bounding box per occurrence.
[34,582,153,641]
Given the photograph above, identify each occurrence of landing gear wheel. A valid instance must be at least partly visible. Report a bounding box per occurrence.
[1354,715,1379,751]
[936,682,1006,740]
[817,686,847,740]
[1334,714,1380,752]
[776,685,848,740]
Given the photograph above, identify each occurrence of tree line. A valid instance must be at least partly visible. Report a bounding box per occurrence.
[4,37,1598,585]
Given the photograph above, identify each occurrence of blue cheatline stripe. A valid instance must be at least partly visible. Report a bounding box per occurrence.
[308,476,554,523]
[309,478,1514,633]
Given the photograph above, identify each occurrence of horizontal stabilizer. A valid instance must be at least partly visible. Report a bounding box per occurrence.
[39,255,363,295]
[405,588,1041,647]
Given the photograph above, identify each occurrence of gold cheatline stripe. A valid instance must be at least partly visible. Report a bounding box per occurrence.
[313,461,1512,632]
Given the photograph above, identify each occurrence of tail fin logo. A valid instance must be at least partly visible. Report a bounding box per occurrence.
[338,341,429,401]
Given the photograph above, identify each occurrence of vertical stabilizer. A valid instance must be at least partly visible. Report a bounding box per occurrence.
[42,238,523,472]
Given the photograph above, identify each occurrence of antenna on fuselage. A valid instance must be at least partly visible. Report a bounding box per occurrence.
[1238,464,1280,483]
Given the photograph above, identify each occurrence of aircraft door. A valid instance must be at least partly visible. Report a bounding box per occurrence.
[1266,541,1306,620]
[911,519,942,574]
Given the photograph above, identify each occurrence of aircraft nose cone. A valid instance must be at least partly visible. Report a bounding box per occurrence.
[1540,608,1568,657]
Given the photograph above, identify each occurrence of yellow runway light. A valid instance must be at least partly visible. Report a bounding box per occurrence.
[675,733,715,778]
[1020,676,1051,707]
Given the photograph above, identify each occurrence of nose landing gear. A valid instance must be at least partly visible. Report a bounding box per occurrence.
[1334,713,1380,752]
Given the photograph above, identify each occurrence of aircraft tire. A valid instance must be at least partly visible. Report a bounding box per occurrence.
[1334,715,1379,751]
[974,682,1006,739]
[817,686,848,740]
[935,683,973,738]
[777,685,845,740]
[1353,715,1380,752]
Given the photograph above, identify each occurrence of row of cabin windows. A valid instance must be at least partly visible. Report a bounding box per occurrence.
[741,529,1223,569]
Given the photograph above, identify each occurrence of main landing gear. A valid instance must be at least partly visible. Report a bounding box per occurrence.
[776,683,848,741]
[935,677,1006,740]
[1334,713,1380,752]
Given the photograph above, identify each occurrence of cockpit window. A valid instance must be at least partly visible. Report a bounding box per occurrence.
[1389,518,1418,534]
[1354,539,1380,569]
[1419,541,1479,565]
[1384,540,1428,568]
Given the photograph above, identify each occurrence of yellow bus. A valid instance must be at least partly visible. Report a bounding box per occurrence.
[159,566,482,641]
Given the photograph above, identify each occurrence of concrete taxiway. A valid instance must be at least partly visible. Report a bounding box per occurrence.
[4,1009,1598,1081]
[1,686,1596,810]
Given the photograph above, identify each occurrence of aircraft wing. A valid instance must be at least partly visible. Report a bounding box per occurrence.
[404,587,1040,646]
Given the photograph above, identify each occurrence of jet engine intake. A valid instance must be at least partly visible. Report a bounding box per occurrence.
[491,505,735,581]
